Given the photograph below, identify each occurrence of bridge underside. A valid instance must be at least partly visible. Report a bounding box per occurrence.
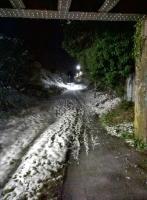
[0,0,146,21]
[0,9,144,21]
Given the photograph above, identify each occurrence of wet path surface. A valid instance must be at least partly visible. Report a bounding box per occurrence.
[0,90,147,199]
[62,117,147,200]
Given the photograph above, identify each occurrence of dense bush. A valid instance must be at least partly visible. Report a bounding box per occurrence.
[63,22,134,92]
[0,35,46,111]
[0,35,42,90]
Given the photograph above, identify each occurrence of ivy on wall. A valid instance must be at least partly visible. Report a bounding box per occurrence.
[134,19,143,62]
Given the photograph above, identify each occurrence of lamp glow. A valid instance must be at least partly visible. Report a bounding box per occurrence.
[76,65,81,70]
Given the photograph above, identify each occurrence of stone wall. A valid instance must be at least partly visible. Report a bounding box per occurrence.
[135,18,147,143]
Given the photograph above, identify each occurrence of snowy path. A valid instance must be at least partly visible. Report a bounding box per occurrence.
[0,90,147,200]
[0,91,85,199]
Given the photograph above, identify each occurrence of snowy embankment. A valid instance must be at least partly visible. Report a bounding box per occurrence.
[105,123,134,146]
[84,90,134,140]
[41,70,66,89]
[0,110,54,189]
[84,90,121,116]
[41,70,87,91]
[2,110,77,200]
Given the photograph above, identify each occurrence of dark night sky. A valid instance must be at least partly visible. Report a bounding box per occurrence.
[0,18,78,73]
[0,18,63,48]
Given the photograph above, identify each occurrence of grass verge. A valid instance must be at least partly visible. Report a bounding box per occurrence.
[101,100,134,126]
[100,100,147,151]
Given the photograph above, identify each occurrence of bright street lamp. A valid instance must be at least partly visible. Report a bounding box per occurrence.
[76,65,81,71]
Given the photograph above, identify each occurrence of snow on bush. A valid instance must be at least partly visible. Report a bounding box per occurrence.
[84,90,121,116]
[41,70,67,89]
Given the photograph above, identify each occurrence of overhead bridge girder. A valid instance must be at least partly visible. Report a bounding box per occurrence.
[99,0,120,12]
[9,0,25,9]
[58,0,72,12]
[0,9,145,21]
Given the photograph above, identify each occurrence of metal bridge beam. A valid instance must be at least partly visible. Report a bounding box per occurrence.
[99,0,120,12]
[9,0,25,9]
[58,0,72,12]
[0,9,145,21]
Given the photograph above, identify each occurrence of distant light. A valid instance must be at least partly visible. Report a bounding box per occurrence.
[76,65,81,70]
[58,82,86,91]
[66,83,86,91]
[79,71,83,76]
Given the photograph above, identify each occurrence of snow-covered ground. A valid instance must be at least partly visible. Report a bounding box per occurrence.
[41,70,87,91]
[83,90,134,145]
[2,110,77,199]
[0,110,55,188]
[83,90,121,116]
[0,88,132,199]
[105,122,133,137]
[0,90,85,199]
[105,122,134,145]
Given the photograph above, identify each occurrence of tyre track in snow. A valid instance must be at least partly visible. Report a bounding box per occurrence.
[0,93,80,191]
[0,92,84,200]
[0,111,55,189]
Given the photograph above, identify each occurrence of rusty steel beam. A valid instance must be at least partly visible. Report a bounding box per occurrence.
[99,0,120,12]
[9,0,25,9]
[58,0,72,12]
[0,9,145,21]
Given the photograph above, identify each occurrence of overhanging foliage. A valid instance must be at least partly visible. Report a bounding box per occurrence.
[63,22,134,91]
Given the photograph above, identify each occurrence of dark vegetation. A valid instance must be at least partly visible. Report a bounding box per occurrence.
[0,35,61,114]
[0,19,78,114]
[63,22,135,95]
[0,36,41,91]
[63,21,147,149]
